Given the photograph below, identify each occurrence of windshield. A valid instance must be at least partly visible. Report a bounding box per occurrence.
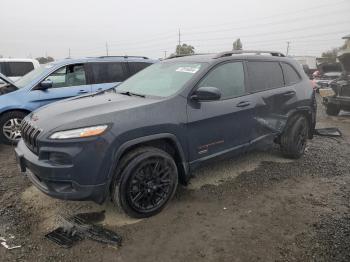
[117,62,206,97]
[15,65,52,88]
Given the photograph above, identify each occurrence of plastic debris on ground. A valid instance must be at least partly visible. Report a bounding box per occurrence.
[45,211,122,248]
[314,128,342,137]
[0,235,21,250]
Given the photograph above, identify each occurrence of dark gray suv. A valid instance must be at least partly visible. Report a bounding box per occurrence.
[15,51,316,218]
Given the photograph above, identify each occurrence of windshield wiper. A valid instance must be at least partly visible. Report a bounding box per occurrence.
[118,91,146,98]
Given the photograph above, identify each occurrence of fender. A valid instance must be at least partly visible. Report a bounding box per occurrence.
[106,133,190,185]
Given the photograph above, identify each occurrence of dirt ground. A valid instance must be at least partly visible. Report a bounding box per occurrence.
[1,96,350,262]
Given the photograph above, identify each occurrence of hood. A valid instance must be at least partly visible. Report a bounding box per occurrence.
[0,73,18,95]
[29,91,160,132]
[317,62,342,74]
[339,52,350,73]
[0,73,17,87]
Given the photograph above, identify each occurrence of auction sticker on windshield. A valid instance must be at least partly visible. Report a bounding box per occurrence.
[176,66,200,74]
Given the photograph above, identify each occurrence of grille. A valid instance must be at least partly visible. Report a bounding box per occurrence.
[20,120,42,154]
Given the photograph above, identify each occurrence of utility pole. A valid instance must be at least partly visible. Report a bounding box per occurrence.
[68,48,71,58]
[178,29,181,55]
[286,41,290,56]
[105,42,109,56]
[164,51,167,59]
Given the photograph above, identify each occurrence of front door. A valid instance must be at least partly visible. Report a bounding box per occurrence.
[186,61,257,163]
[38,64,91,106]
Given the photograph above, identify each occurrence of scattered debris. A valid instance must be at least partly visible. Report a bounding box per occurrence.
[223,207,227,210]
[315,128,342,137]
[45,211,122,248]
[0,236,21,250]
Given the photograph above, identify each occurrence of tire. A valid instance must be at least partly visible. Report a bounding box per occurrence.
[0,111,27,145]
[325,104,340,116]
[111,147,178,218]
[280,115,309,159]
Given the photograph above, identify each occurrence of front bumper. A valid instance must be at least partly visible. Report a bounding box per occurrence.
[15,139,112,203]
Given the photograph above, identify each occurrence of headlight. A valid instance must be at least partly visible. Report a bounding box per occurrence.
[50,125,108,139]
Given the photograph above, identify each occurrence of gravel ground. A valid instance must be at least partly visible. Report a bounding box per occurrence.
[0,96,350,262]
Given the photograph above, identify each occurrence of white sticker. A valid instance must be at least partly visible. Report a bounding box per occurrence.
[176,67,200,74]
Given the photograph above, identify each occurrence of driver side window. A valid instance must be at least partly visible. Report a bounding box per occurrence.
[198,62,246,99]
[45,64,86,88]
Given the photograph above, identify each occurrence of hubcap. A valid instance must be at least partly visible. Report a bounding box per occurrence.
[3,118,23,142]
[127,157,175,212]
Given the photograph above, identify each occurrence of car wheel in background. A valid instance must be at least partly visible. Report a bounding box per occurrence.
[112,147,178,218]
[0,111,27,145]
[280,115,309,159]
[325,104,340,116]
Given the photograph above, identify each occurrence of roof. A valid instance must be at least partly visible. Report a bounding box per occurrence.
[49,56,158,67]
[164,50,290,64]
[342,34,350,39]
[0,58,38,62]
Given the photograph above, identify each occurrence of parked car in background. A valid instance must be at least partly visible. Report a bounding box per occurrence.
[0,56,156,144]
[312,62,342,92]
[322,52,350,115]
[0,58,40,83]
[15,50,316,218]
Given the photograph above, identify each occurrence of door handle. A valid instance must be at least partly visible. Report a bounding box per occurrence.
[236,101,251,107]
[78,90,88,94]
[282,90,296,96]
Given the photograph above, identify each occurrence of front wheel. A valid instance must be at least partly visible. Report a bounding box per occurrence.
[112,147,178,218]
[280,115,309,159]
[0,111,27,145]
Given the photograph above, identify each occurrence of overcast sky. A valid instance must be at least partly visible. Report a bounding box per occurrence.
[1,0,349,59]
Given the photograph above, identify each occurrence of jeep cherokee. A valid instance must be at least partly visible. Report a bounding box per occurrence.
[15,50,316,218]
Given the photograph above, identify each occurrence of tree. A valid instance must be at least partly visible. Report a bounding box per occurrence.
[175,43,195,56]
[321,40,348,63]
[232,38,243,50]
[36,56,54,64]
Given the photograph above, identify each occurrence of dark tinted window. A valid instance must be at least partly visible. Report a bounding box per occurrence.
[129,62,152,75]
[7,62,34,77]
[247,61,284,92]
[0,62,5,74]
[198,62,245,99]
[90,62,127,84]
[282,63,301,85]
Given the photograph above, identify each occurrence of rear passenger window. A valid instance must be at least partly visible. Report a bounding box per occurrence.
[247,61,284,92]
[129,62,152,75]
[198,62,245,99]
[7,62,34,77]
[281,63,301,85]
[90,62,127,84]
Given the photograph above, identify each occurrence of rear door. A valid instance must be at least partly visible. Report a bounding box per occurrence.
[88,62,129,92]
[187,61,257,162]
[246,61,298,141]
[38,63,92,106]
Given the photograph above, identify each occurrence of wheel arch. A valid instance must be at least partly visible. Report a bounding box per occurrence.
[113,133,189,185]
[0,108,31,118]
[285,107,314,139]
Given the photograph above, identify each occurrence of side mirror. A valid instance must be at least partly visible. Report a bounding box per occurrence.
[191,86,221,101]
[38,79,53,90]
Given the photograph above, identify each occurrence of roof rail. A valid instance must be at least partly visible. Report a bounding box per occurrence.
[165,53,212,60]
[98,55,149,59]
[214,50,285,59]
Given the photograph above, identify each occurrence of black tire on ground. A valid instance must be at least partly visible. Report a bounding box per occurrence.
[280,115,309,159]
[0,111,27,145]
[325,104,340,116]
[111,147,178,218]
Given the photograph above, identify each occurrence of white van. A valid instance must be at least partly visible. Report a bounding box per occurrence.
[0,58,40,82]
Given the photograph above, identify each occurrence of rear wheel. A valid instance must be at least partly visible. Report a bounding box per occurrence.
[325,104,340,116]
[280,115,309,159]
[0,111,27,145]
[112,147,178,218]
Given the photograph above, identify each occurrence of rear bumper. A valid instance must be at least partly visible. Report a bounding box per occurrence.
[15,139,110,203]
